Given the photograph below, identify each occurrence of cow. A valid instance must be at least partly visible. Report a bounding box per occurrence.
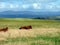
[19,25,32,29]
[0,27,8,32]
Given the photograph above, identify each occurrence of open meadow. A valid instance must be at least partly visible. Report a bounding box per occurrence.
[0,18,60,45]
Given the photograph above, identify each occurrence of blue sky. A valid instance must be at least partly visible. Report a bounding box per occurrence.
[0,0,60,12]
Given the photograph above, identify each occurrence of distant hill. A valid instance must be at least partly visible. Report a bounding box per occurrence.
[0,11,60,18]
[48,16,60,20]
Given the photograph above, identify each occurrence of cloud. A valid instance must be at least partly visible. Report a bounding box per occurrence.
[0,0,57,3]
[44,2,60,11]
[22,4,30,9]
[0,2,5,8]
[0,0,60,12]
[32,3,41,9]
[9,4,14,8]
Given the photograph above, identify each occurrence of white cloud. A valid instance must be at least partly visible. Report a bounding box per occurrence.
[45,3,60,11]
[22,4,30,9]
[8,4,20,9]
[0,0,60,12]
[57,5,60,9]
[29,0,57,3]
[33,3,41,9]
[0,3,5,8]
[15,5,19,8]
[9,4,14,8]
[46,5,54,9]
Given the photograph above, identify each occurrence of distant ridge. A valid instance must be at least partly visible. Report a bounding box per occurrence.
[0,11,60,18]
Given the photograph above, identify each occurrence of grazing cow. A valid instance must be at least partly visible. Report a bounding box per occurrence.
[19,25,32,29]
[0,27,8,32]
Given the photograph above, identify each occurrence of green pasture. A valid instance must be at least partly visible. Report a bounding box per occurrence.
[0,18,60,28]
[0,18,60,45]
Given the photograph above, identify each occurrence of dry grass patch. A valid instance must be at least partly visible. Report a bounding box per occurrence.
[0,28,60,45]
[0,28,60,40]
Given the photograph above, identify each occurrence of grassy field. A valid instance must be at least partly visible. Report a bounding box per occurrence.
[0,18,60,28]
[0,18,60,45]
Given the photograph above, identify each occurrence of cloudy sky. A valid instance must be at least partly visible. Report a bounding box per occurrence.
[0,0,60,12]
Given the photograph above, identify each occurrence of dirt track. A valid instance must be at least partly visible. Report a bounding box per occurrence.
[0,28,60,40]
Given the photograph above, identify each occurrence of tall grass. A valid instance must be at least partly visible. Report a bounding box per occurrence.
[0,34,60,45]
[0,18,60,45]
